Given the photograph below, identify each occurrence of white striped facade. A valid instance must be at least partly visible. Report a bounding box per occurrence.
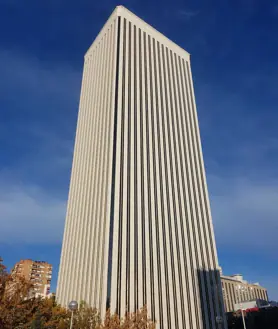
[56,6,227,329]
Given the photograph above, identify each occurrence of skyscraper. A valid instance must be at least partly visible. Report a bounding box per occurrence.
[57,6,227,329]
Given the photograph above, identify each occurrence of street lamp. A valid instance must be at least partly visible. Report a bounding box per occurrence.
[239,304,247,329]
[236,285,247,329]
[216,315,223,329]
[68,300,78,329]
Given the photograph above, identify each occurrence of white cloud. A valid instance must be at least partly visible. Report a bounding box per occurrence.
[209,175,278,252]
[0,49,277,267]
[177,9,199,20]
[0,179,66,244]
[0,49,80,101]
[0,49,76,244]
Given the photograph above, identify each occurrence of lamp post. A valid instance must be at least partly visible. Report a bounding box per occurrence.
[240,306,247,329]
[237,285,247,329]
[68,300,78,329]
[216,315,223,329]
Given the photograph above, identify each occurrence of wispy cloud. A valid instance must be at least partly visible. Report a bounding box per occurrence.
[0,177,66,244]
[177,9,199,20]
[0,49,78,243]
[273,5,278,16]
[210,174,278,254]
[196,72,278,259]
[0,48,79,186]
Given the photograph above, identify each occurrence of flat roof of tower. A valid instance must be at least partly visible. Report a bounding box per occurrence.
[85,5,190,59]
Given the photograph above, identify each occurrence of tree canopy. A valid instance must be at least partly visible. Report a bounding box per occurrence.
[0,257,156,329]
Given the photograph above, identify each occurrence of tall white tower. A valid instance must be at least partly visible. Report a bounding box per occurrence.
[57,6,227,329]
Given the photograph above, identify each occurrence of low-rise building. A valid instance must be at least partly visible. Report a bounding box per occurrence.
[221,273,268,312]
[234,299,269,311]
[11,259,52,298]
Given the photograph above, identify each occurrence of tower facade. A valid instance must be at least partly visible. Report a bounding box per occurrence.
[57,6,227,329]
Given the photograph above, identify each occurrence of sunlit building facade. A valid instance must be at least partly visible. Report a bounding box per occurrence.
[57,6,227,329]
[221,274,268,312]
[12,259,52,297]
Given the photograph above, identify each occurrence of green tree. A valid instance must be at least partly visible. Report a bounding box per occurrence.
[43,297,69,329]
[0,257,40,328]
[30,312,43,329]
[98,306,156,329]
[0,256,9,299]
[74,301,101,329]
[0,258,156,329]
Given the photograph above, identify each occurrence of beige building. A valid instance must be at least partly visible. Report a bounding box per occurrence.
[57,5,227,329]
[221,274,268,312]
[12,259,52,297]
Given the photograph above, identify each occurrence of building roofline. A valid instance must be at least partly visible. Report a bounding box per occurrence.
[221,275,241,282]
[85,5,190,59]
[84,6,118,58]
[221,275,265,289]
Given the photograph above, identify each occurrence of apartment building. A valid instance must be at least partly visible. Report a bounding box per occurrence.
[221,274,268,312]
[12,259,52,297]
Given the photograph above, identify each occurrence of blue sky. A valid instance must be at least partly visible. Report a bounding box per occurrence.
[0,0,278,300]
